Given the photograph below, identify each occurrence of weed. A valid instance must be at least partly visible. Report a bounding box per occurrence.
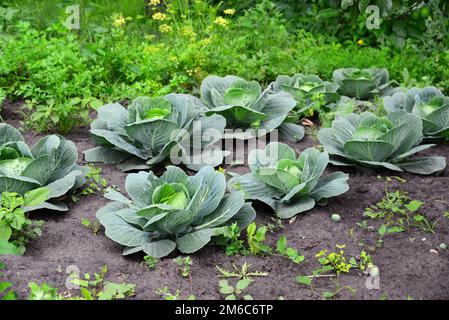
[68,265,135,300]
[275,236,304,266]
[265,217,285,233]
[28,282,60,300]
[246,222,272,256]
[24,265,135,300]
[156,286,195,300]
[364,189,439,248]
[0,191,46,254]
[217,222,272,256]
[143,255,158,269]
[349,250,373,272]
[72,165,108,203]
[356,220,375,231]
[315,245,352,275]
[296,245,354,288]
[218,279,253,300]
[79,165,108,196]
[0,262,17,300]
[322,280,356,299]
[295,275,313,286]
[216,262,268,280]
[81,218,101,235]
[216,222,247,256]
[173,256,192,278]
[379,292,389,300]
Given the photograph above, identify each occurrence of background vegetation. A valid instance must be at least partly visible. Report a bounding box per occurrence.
[0,0,448,133]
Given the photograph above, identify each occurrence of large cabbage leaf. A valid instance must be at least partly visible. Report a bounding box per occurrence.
[96,166,256,258]
[228,142,349,219]
[318,111,446,174]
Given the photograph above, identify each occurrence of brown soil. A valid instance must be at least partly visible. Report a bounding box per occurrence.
[1,101,449,300]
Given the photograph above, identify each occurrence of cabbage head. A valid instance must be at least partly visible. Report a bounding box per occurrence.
[318,111,446,175]
[333,68,393,100]
[96,166,256,258]
[383,86,449,140]
[200,75,304,141]
[84,94,226,172]
[272,73,340,113]
[228,143,349,219]
[0,124,87,211]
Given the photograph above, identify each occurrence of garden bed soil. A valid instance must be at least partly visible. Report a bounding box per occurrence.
[1,101,449,300]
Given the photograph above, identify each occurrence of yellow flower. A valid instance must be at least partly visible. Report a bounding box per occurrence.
[180,26,197,38]
[200,38,212,45]
[145,34,156,41]
[159,24,172,33]
[224,9,236,15]
[113,16,126,27]
[149,0,160,5]
[357,39,364,46]
[152,12,167,21]
[144,45,161,55]
[214,16,229,27]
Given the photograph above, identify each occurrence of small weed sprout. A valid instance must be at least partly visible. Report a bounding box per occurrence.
[174,256,192,278]
[276,236,304,266]
[73,165,108,202]
[156,287,195,300]
[216,222,247,256]
[315,245,352,275]
[217,222,273,256]
[246,222,272,255]
[81,218,101,235]
[218,279,253,300]
[216,262,268,279]
[143,255,158,269]
[322,280,356,299]
[69,265,135,300]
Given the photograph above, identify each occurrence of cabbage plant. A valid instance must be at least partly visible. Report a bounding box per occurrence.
[200,75,304,141]
[228,143,349,219]
[84,94,226,172]
[272,73,340,113]
[97,166,256,258]
[383,86,449,140]
[318,111,446,175]
[0,124,87,211]
[333,68,393,100]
